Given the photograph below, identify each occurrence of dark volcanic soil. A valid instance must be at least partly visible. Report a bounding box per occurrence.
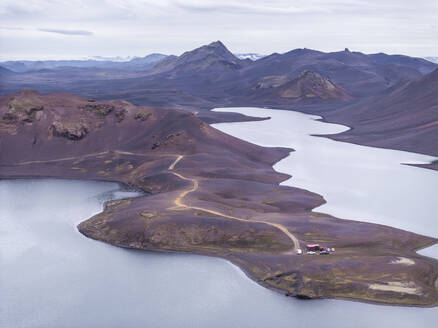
[1,90,438,307]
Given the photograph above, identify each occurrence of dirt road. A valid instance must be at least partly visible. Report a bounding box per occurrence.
[168,155,300,253]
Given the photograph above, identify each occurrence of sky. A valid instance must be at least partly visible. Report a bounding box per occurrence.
[0,0,437,60]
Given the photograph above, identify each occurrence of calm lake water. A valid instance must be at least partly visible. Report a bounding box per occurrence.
[2,107,438,327]
[213,108,438,239]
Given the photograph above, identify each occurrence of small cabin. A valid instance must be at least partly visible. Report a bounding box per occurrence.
[306,244,321,252]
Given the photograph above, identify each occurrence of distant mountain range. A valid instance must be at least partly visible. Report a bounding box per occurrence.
[0,51,266,73]
[2,41,436,101]
[0,52,265,74]
[1,40,437,160]
[0,53,167,73]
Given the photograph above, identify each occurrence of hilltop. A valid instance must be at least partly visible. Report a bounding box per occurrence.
[253,70,351,104]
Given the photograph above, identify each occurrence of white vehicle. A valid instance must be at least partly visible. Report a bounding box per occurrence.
[306,251,316,255]
[297,249,303,255]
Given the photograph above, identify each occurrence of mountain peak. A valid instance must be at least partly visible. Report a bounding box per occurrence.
[151,41,247,76]
[208,40,226,48]
[191,40,236,60]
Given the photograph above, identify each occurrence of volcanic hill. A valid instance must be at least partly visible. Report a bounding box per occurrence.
[253,70,351,103]
[324,69,438,161]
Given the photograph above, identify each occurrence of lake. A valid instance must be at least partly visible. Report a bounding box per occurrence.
[2,107,438,327]
[213,107,438,240]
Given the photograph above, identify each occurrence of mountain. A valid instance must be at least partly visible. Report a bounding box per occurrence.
[325,68,438,156]
[368,53,435,74]
[237,48,437,98]
[102,44,436,108]
[0,54,168,73]
[120,54,168,70]
[1,41,437,117]
[252,70,351,104]
[150,41,250,77]
[277,71,351,100]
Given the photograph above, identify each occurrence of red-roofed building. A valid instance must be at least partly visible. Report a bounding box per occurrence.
[306,244,321,251]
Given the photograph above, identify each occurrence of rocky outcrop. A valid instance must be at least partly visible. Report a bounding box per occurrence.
[134,111,151,121]
[255,75,289,89]
[82,103,115,116]
[3,98,44,123]
[49,120,90,140]
[0,93,45,133]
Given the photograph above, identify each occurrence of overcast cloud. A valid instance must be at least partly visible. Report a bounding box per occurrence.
[38,28,94,36]
[0,0,436,60]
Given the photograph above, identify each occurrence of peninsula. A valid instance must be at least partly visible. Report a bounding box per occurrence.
[1,90,437,307]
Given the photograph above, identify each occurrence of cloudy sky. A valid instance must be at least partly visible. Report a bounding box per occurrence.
[0,0,436,60]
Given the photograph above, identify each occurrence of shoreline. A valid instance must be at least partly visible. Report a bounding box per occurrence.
[3,175,438,308]
[216,106,438,170]
[311,113,438,168]
[2,92,438,307]
[4,151,438,307]
[77,203,438,309]
[4,150,438,307]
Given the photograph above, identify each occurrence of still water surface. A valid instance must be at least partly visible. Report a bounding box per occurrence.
[214,107,438,239]
[2,107,438,327]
